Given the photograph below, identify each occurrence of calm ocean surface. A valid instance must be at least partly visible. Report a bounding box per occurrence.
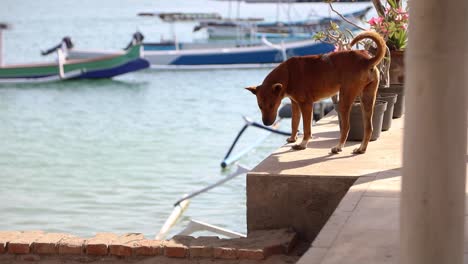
[0,0,373,237]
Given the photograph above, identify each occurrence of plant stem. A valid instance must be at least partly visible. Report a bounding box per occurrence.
[328,2,366,31]
[371,0,386,17]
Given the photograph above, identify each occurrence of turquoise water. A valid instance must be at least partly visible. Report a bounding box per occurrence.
[0,0,373,237]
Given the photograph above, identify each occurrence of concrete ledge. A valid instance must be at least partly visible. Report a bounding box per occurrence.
[0,229,297,263]
[296,129,468,263]
[247,112,403,241]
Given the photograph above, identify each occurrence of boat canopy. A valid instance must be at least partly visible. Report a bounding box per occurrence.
[243,0,369,2]
[137,12,223,22]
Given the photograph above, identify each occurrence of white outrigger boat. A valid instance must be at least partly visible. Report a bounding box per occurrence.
[65,3,372,70]
[66,35,334,70]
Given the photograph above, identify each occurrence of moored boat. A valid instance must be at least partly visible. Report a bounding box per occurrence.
[0,44,149,84]
[67,37,334,70]
[194,6,372,39]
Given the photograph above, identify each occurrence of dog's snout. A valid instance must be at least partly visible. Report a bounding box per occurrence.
[262,118,275,126]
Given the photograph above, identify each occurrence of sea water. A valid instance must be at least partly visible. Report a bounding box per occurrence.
[0,0,374,237]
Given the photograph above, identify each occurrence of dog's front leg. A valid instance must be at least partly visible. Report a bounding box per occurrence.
[292,103,312,150]
[286,101,301,143]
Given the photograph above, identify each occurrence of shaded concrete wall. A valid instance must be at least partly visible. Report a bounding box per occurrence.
[247,174,356,241]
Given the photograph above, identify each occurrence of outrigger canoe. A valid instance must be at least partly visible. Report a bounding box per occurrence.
[67,38,334,70]
[0,44,149,84]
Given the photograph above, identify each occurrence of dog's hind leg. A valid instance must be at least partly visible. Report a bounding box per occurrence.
[353,79,379,154]
[287,100,301,143]
[292,103,313,150]
[331,97,353,154]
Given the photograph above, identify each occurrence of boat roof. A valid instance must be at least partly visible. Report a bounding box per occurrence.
[138,12,223,22]
[243,0,369,2]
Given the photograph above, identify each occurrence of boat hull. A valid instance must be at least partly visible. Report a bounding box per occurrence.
[0,45,149,83]
[145,40,334,69]
[74,58,149,79]
[68,39,334,70]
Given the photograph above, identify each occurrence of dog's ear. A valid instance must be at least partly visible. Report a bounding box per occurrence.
[272,83,283,94]
[245,86,257,95]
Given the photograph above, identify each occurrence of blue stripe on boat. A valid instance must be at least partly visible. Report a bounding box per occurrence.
[74,58,150,79]
[171,50,282,65]
[286,42,335,57]
[170,42,334,65]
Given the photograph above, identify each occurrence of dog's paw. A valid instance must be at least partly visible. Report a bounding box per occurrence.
[292,144,306,150]
[286,137,297,143]
[352,148,366,154]
[331,146,342,154]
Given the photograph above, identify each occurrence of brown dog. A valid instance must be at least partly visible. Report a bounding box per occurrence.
[246,31,386,154]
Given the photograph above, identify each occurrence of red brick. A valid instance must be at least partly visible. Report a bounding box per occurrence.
[108,233,144,257]
[189,236,219,258]
[164,240,188,258]
[0,231,21,254]
[189,246,213,258]
[213,247,237,259]
[8,231,44,254]
[132,240,163,256]
[237,248,265,260]
[164,245,187,258]
[58,236,85,255]
[32,233,72,254]
[18,254,41,261]
[262,244,284,257]
[248,228,298,256]
[85,233,118,256]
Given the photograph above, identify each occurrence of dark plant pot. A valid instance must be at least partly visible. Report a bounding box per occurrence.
[376,92,398,131]
[378,84,404,118]
[334,100,388,141]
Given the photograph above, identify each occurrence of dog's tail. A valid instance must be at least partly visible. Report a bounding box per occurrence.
[350,31,386,68]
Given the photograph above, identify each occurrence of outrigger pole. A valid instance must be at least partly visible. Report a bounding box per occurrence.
[0,23,10,67]
[221,104,293,168]
[156,164,250,240]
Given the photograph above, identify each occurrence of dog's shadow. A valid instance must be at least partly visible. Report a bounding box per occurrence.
[279,135,361,150]
[262,151,356,175]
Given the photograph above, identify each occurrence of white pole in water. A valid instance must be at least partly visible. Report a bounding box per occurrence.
[0,29,3,67]
[276,0,280,22]
[401,0,467,263]
[156,197,190,240]
[0,23,10,67]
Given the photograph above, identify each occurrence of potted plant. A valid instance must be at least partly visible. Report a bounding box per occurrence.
[369,0,408,85]
[334,100,388,141]
[369,0,408,118]
[315,0,407,119]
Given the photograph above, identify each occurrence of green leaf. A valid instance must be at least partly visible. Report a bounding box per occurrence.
[387,0,398,9]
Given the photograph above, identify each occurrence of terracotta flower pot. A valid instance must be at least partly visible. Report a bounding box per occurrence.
[389,50,405,84]
[334,100,388,141]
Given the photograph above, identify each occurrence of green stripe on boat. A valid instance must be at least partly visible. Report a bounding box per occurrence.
[0,45,141,79]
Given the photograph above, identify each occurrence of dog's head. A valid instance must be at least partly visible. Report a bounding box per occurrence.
[245,82,286,126]
[245,63,289,126]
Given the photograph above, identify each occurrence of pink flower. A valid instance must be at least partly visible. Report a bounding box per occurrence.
[396,7,406,14]
[368,16,383,26]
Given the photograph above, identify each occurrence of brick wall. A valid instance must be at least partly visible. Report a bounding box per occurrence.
[0,229,297,263]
